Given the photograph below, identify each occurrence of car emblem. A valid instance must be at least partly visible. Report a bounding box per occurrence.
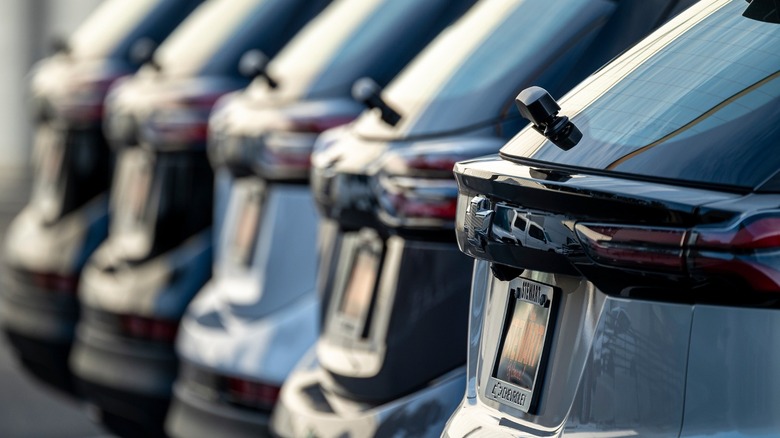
[465,195,492,252]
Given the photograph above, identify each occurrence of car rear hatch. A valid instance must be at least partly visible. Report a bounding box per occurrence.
[452,0,780,433]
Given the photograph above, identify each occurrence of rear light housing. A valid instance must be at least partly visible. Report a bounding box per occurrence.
[51,81,111,124]
[223,376,280,412]
[374,143,499,229]
[30,272,79,295]
[140,93,224,149]
[575,211,780,292]
[37,71,126,127]
[181,364,281,413]
[209,114,355,181]
[118,314,179,343]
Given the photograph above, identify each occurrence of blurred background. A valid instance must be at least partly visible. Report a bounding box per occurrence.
[0,3,107,437]
[0,0,101,167]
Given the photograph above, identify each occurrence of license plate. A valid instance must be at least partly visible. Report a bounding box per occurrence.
[485,277,559,414]
[229,183,264,266]
[333,231,384,339]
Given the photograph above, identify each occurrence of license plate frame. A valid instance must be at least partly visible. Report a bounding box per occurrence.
[485,277,559,414]
[331,230,384,339]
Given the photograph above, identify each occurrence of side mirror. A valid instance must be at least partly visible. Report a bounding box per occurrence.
[516,86,581,151]
[352,77,400,126]
[239,50,277,88]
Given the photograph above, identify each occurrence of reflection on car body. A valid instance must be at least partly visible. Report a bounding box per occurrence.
[444,1,780,436]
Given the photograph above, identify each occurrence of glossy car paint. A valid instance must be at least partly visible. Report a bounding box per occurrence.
[1,0,202,396]
[444,1,780,436]
[166,180,320,437]
[274,0,697,435]
[166,0,476,435]
[67,0,329,435]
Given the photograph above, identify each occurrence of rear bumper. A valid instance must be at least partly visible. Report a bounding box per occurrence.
[71,320,177,434]
[3,329,77,396]
[0,270,79,342]
[165,382,271,438]
[1,273,80,395]
[79,378,170,437]
[271,364,466,438]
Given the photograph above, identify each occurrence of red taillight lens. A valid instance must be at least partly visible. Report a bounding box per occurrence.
[288,115,355,134]
[690,215,780,291]
[224,376,280,411]
[54,74,123,124]
[239,116,355,180]
[30,272,79,295]
[574,224,687,271]
[692,217,780,249]
[119,315,179,343]
[376,150,475,226]
[142,93,224,146]
[576,213,780,292]
[384,189,459,221]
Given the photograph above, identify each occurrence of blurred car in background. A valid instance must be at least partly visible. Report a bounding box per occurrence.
[1,0,202,397]
[271,0,697,436]
[66,0,329,435]
[444,0,780,436]
[164,0,475,436]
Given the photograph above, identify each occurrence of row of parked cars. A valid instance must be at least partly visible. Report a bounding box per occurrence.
[3,0,779,436]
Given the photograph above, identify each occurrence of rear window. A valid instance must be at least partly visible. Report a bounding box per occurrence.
[153,0,271,77]
[68,0,161,59]
[501,0,780,190]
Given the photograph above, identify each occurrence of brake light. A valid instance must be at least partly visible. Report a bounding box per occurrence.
[224,376,280,411]
[142,93,224,146]
[52,74,124,124]
[30,272,79,295]
[383,187,459,221]
[376,149,482,226]
[574,224,687,271]
[288,115,355,134]
[250,115,355,180]
[575,213,780,292]
[119,314,179,343]
[690,215,780,291]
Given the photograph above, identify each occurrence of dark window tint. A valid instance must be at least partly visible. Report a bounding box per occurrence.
[68,0,161,59]
[529,224,546,242]
[503,0,780,190]
[513,215,527,231]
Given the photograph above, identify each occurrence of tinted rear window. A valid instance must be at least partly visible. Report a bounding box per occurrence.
[69,0,161,59]
[501,0,780,190]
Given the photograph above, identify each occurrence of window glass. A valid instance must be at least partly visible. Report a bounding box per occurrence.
[352,0,607,139]
[69,0,160,59]
[513,215,527,231]
[503,0,780,189]
[153,0,263,77]
[529,225,545,242]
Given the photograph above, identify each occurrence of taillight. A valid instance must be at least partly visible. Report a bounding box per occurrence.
[119,314,179,343]
[690,215,780,291]
[574,224,687,271]
[30,272,79,295]
[142,104,210,145]
[575,213,780,292]
[375,147,490,227]
[141,93,224,147]
[378,176,460,223]
[223,115,356,181]
[288,115,355,134]
[224,376,280,411]
[51,74,122,125]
